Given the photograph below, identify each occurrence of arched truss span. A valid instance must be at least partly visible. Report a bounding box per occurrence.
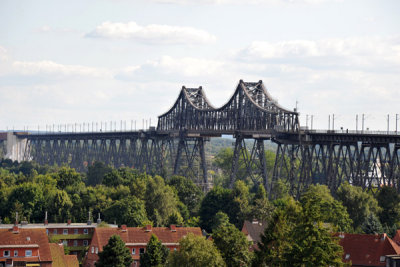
[157,80,299,134]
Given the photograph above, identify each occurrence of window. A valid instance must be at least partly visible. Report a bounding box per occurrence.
[95,247,98,254]
[63,240,68,246]
[53,229,57,234]
[174,248,177,251]
[25,250,32,257]
[14,251,18,257]
[83,240,88,246]
[139,248,145,254]
[74,229,78,234]
[3,250,10,257]
[83,229,88,234]
[73,240,78,247]
[63,229,68,235]
[132,248,136,255]
[91,247,94,254]
[380,256,386,262]
[46,229,49,235]
[345,254,350,260]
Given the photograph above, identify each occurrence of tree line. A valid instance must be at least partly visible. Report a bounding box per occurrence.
[1,151,400,266]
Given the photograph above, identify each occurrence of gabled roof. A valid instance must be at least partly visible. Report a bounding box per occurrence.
[241,220,267,244]
[49,243,67,267]
[49,243,79,267]
[93,226,202,251]
[0,228,52,262]
[64,255,79,267]
[338,233,400,266]
[393,230,400,246]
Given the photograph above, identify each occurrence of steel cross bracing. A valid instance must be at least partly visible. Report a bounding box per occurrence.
[14,80,400,194]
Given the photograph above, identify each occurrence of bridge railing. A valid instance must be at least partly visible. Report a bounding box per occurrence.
[304,129,400,136]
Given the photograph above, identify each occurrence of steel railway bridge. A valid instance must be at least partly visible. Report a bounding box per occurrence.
[1,80,400,196]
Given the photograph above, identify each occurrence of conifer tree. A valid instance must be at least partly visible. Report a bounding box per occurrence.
[140,234,169,267]
[96,235,132,267]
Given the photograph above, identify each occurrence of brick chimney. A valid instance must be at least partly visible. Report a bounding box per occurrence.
[87,211,92,225]
[145,225,152,232]
[170,225,177,232]
[121,225,127,232]
[97,213,101,224]
[12,225,19,233]
[67,219,71,225]
[44,211,48,225]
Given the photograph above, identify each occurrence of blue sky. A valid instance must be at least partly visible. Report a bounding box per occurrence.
[0,0,399,131]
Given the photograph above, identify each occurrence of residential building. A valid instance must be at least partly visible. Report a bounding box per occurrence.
[0,213,117,260]
[338,233,400,266]
[0,226,51,267]
[241,219,267,251]
[84,225,202,267]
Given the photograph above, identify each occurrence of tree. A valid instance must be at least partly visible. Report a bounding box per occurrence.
[377,186,400,227]
[212,222,251,267]
[96,235,133,267]
[199,186,232,232]
[250,184,274,223]
[87,161,112,186]
[140,234,169,267]
[337,182,381,229]
[53,167,83,190]
[104,196,147,226]
[145,176,181,226]
[361,213,383,234]
[168,175,204,214]
[253,209,294,267]
[285,187,345,266]
[166,233,225,267]
[300,184,352,232]
[287,221,344,266]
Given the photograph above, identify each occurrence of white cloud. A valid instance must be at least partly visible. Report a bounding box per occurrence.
[86,21,216,45]
[11,60,112,78]
[237,37,400,71]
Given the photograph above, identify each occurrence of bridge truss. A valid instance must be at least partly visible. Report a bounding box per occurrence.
[12,80,400,194]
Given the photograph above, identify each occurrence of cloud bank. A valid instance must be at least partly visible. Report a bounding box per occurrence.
[86,21,216,45]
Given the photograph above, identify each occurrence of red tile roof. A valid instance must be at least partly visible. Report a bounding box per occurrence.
[338,233,400,266]
[49,243,79,267]
[0,228,52,262]
[49,243,67,267]
[64,255,79,267]
[93,226,202,251]
[393,230,400,246]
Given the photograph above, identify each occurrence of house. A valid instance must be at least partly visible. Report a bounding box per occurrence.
[0,212,117,259]
[0,226,52,267]
[84,225,202,267]
[241,219,267,251]
[338,233,400,266]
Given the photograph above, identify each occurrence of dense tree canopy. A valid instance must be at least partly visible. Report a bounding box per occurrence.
[166,233,226,267]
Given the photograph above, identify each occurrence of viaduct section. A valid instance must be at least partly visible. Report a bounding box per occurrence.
[2,80,400,195]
